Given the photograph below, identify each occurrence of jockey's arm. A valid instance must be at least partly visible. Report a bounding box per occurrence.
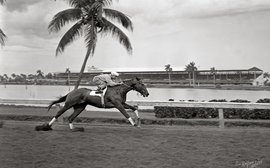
[105,77,122,86]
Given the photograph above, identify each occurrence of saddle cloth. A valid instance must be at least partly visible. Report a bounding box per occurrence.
[89,87,108,97]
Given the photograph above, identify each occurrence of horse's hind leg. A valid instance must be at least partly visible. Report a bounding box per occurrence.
[35,104,73,131]
[68,104,86,132]
[48,104,73,126]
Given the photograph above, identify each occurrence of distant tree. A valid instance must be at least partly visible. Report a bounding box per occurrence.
[3,74,9,81]
[20,74,27,82]
[164,64,173,84]
[28,74,35,80]
[36,70,44,79]
[11,73,16,80]
[49,0,133,89]
[185,62,197,87]
[46,73,54,79]
[210,67,217,85]
[0,75,3,82]
[65,68,71,73]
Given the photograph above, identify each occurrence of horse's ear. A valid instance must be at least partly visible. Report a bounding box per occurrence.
[135,77,141,81]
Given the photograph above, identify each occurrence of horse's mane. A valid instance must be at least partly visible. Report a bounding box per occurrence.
[108,77,141,90]
[123,77,141,83]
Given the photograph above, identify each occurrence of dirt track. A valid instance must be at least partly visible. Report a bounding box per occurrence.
[0,121,269,168]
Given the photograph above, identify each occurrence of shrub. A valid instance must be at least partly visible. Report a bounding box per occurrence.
[154,98,270,119]
[252,98,270,119]
[228,99,252,119]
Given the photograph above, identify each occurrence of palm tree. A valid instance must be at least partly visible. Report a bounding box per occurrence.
[36,70,44,79]
[185,62,197,87]
[20,74,27,82]
[11,73,16,80]
[164,64,172,84]
[3,74,9,81]
[0,0,7,46]
[49,0,133,89]
[210,67,217,85]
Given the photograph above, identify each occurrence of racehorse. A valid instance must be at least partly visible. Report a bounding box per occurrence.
[35,77,149,132]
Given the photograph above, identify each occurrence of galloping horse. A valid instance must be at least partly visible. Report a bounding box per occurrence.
[35,77,149,132]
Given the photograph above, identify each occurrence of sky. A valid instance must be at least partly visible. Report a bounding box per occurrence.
[1,0,270,75]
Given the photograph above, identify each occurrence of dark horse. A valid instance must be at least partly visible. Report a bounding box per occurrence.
[35,77,149,132]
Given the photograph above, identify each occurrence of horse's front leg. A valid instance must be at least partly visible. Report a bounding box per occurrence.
[112,101,137,127]
[123,103,141,127]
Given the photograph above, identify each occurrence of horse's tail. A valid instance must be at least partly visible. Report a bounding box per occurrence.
[48,95,67,111]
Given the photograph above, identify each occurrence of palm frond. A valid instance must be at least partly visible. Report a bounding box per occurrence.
[101,18,132,54]
[68,0,113,8]
[87,1,102,11]
[95,0,114,7]
[48,8,82,32]
[84,19,97,56]
[68,0,94,8]
[55,21,83,55]
[0,28,7,46]
[103,8,133,31]
[0,0,6,5]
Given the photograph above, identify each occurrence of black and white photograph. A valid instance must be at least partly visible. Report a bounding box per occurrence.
[0,0,270,167]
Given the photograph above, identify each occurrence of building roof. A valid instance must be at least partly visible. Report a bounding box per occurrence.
[248,67,263,71]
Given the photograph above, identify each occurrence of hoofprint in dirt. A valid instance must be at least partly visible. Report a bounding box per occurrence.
[0,121,269,168]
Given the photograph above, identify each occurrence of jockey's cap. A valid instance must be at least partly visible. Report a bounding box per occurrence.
[111,71,119,76]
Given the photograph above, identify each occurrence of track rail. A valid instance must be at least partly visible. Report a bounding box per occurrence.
[1,98,270,128]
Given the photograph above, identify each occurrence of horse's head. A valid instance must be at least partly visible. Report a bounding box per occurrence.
[125,77,149,97]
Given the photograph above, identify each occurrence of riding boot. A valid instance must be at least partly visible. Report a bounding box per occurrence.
[95,87,103,94]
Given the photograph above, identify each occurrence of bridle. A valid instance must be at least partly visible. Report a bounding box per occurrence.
[121,79,147,97]
[122,81,136,90]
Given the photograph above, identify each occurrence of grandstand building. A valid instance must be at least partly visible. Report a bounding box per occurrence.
[54,67,263,86]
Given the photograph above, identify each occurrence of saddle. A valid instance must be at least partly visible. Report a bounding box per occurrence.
[89,87,108,107]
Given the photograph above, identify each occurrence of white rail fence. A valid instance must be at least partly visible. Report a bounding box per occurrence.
[1,98,270,128]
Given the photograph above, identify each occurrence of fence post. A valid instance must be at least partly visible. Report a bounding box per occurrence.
[218,108,225,128]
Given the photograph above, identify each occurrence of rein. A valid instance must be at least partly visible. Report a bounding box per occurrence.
[122,82,135,90]
[122,80,135,90]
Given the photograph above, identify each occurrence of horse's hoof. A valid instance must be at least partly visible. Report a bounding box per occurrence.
[135,118,141,128]
[35,123,52,131]
[133,123,141,128]
[71,127,84,132]
[135,124,141,128]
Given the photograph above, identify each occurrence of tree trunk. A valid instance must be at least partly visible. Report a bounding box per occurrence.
[168,73,171,84]
[74,50,91,89]
[192,71,195,87]
[188,73,191,86]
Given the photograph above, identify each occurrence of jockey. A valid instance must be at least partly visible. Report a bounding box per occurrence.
[93,72,122,93]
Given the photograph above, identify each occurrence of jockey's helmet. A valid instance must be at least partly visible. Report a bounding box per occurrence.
[111,72,119,77]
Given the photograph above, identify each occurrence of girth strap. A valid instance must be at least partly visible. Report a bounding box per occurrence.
[101,93,105,108]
